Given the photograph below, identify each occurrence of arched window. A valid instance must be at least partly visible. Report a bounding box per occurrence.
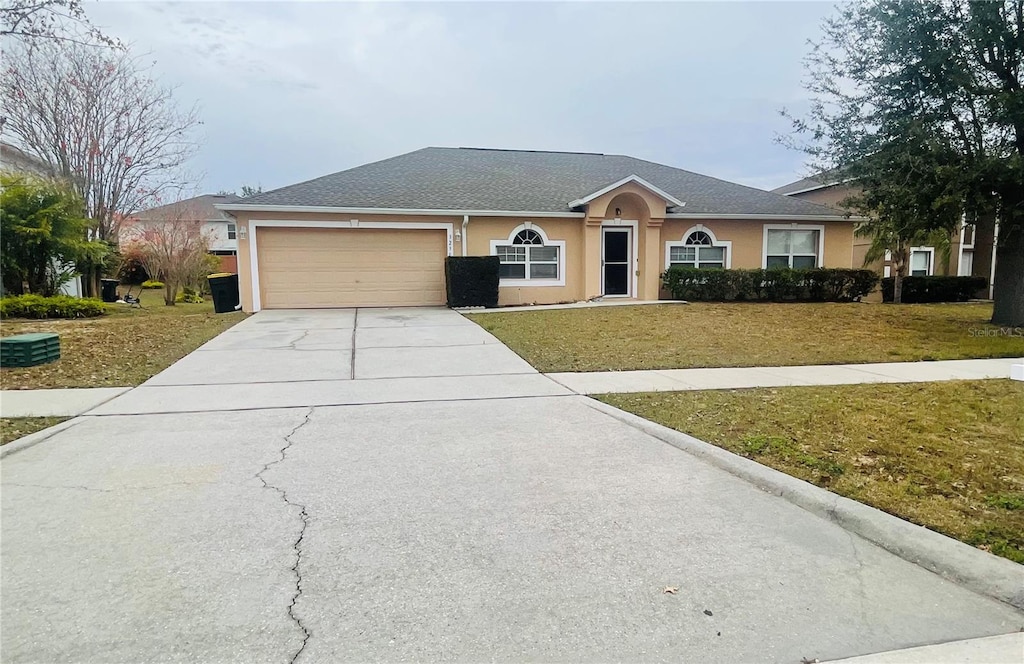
[513,229,544,245]
[491,224,565,284]
[667,228,728,269]
[685,230,713,246]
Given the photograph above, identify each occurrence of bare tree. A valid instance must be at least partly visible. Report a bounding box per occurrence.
[121,200,213,306]
[1,42,200,243]
[1,0,120,47]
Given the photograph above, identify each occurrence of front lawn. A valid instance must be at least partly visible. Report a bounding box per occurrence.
[598,380,1024,563]
[468,302,1024,372]
[1,417,68,445]
[1,288,246,389]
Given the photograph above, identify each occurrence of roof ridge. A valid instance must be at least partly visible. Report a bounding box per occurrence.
[445,146,606,156]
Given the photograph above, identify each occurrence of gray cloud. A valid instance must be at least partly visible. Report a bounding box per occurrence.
[87,1,835,194]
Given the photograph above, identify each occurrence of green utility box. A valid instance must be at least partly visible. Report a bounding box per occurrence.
[0,333,61,367]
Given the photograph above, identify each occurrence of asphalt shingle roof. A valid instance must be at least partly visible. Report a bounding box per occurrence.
[235,147,846,217]
[771,171,841,196]
[137,193,240,221]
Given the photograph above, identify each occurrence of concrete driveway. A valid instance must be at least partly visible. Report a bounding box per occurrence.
[2,308,1021,663]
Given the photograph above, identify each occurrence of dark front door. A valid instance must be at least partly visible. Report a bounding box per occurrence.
[602,228,630,296]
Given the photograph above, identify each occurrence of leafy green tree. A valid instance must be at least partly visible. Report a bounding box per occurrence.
[0,173,106,295]
[786,0,1024,324]
[843,122,966,302]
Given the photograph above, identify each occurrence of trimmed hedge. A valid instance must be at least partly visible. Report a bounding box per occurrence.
[662,267,879,302]
[141,280,164,289]
[446,256,499,308]
[881,276,987,303]
[0,295,107,319]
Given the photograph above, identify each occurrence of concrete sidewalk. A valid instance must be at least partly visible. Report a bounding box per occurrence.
[824,631,1024,663]
[547,357,1023,394]
[0,387,131,417]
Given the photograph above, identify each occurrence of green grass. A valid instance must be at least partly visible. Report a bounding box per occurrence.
[598,379,1024,564]
[1,417,68,445]
[468,302,1024,372]
[1,288,246,389]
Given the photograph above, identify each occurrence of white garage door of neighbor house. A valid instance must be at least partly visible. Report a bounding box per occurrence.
[256,227,447,308]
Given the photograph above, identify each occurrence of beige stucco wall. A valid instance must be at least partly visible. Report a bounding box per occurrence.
[585,183,669,300]
[789,184,858,211]
[231,190,858,311]
[465,216,585,306]
[660,219,855,270]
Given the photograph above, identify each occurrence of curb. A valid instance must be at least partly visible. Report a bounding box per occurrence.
[584,397,1024,611]
[0,417,82,459]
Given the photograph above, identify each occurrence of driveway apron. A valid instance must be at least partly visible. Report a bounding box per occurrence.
[2,307,1021,663]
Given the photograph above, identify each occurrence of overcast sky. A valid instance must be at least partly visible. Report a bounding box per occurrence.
[86,1,836,195]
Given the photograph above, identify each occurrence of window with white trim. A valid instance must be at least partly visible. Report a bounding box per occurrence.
[909,248,933,276]
[766,229,819,269]
[495,228,559,280]
[227,223,237,240]
[668,230,726,269]
[958,250,974,276]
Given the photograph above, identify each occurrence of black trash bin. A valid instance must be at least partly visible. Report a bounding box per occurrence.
[207,273,240,313]
[100,278,120,303]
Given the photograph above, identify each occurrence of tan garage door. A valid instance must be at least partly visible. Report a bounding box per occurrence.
[256,227,447,308]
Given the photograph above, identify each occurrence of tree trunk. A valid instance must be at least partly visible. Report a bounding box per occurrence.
[891,248,907,304]
[164,282,178,306]
[81,266,100,298]
[991,224,1024,327]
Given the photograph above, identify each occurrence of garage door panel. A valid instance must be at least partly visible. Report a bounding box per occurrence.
[256,228,447,308]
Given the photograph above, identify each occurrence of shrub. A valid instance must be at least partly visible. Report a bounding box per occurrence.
[446,256,499,308]
[662,267,878,302]
[141,279,164,289]
[116,253,149,284]
[881,276,987,303]
[174,286,204,303]
[0,295,107,319]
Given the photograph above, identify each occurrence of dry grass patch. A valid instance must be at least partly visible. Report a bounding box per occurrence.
[598,380,1024,564]
[1,289,246,389]
[1,417,68,445]
[468,302,1024,372]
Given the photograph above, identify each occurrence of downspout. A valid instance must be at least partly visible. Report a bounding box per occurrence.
[989,219,999,300]
[461,215,469,256]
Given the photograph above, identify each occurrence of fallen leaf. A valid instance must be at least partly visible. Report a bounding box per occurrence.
[663,586,678,595]
[703,609,713,616]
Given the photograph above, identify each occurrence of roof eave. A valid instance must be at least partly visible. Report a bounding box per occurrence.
[665,212,859,222]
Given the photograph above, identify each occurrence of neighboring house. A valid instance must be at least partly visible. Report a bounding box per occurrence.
[0,141,83,297]
[772,174,997,298]
[125,194,241,273]
[216,147,854,312]
[1,142,53,177]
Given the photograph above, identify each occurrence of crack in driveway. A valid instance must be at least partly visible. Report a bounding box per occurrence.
[256,406,315,663]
